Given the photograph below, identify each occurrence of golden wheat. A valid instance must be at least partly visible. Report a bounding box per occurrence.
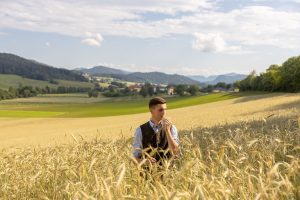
[0,92,300,148]
[0,115,299,199]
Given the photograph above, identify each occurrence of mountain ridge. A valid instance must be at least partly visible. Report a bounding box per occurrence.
[0,53,246,85]
[0,53,87,82]
[188,73,247,84]
[75,67,201,85]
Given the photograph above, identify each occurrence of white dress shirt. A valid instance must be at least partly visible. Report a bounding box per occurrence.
[132,119,179,158]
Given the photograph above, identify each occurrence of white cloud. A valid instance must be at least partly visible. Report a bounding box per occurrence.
[45,42,50,47]
[0,0,212,37]
[192,32,240,52]
[0,1,300,51]
[81,32,103,47]
[166,6,300,50]
[81,38,101,46]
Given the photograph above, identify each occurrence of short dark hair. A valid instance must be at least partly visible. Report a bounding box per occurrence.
[149,97,167,108]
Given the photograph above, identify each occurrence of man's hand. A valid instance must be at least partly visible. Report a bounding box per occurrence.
[135,156,157,165]
[163,118,180,157]
[163,118,172,131]
[146,157,157,165]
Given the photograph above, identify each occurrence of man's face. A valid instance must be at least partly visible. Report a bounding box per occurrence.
[150,103,167,120]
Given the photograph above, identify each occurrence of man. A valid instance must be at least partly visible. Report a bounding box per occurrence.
[132,96,180,167]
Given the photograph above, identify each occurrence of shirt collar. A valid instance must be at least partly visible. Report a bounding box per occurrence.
[149,119,162,128]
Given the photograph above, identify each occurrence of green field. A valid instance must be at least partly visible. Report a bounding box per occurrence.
[0,74,94,89]
[0,92,252,118]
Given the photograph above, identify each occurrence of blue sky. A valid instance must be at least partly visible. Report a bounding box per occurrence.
[0,0,300,76]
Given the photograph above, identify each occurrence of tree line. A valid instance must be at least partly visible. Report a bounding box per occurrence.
[236,55,300,92]
[0,85,91,100]
[90,82,202,98]
[139,83,201,97]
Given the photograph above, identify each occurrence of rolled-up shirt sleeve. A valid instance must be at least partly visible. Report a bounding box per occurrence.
[132,127,142,159]
[170,125,180,144]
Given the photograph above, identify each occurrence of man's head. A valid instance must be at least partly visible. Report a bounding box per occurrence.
[149,97,167,120]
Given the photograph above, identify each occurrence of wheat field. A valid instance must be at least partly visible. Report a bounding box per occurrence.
[0,115,299,199]
[0,93,299,199]
[0,92,299,148]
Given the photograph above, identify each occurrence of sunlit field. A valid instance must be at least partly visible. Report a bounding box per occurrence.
[0,92,299,148]
[0,92,244,117]
[0,92,299,199]
[0,114,299,199]
[1,0,300,199]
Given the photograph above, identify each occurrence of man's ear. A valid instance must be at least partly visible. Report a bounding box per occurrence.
[149,106,156,114]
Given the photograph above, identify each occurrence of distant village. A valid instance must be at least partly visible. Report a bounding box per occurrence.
[82,73,239,98]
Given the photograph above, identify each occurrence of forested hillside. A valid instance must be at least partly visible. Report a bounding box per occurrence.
[0,53,87,82]
[236,55,300,92]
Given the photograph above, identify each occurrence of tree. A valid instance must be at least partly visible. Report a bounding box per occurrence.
[280,56,300,92]
[57,86,66,93]
[88,89,98,98]
[235,55,300,92]
[239,70,257,91]
[139,86,148,97]
[188,85,199,96]
[146,83,154,96]
[124,87,131,95]
[8,87,16,98]
[215,82,227,88]
[139,83,154,97]
[175,84,188,96]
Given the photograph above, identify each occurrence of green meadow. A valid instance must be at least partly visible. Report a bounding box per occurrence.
[0,74,94,89]
[0,92,253,118]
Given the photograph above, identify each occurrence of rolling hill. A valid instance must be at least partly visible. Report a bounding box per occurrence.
[106,72,200,85]
[0,74,94,90]
[0,53,245,86]
[76,66,245,85]
[76,65,130,75]
[188,75,217,83]
[76,67,201,85]
[188,73,247,84]
[0,53,87,82]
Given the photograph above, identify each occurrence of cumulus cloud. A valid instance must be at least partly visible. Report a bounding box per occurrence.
[81,32,103,47]
[192,32,240,53]
[0,1,300,51]
[0,0,212,38]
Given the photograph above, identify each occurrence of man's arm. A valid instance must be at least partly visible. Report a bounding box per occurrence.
[132,127,157,164]
[132,127,142,163]
[165,123,180,156]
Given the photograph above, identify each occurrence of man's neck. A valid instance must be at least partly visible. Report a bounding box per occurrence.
[150,117,162,126]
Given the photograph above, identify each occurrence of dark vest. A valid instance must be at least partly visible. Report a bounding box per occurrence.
[140,121,171,162]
